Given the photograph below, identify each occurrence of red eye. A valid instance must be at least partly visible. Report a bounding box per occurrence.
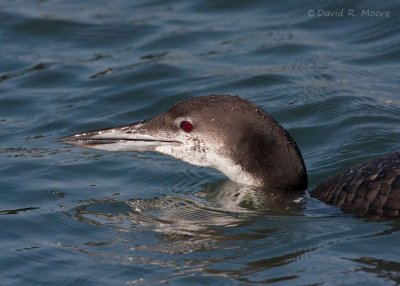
[180,120,193,133]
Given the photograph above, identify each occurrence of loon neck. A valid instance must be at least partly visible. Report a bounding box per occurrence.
[236,118,307,191]
[210,98,308,191]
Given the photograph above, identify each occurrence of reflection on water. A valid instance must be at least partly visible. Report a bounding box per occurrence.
[62,181,307,284]
[69,180,304,240]
[60,181,302,279]
[350,257,400,285]
[63,181,400,285]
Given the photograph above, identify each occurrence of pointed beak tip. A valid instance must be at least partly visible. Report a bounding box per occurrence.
[58,135,72,144]
[59,132,87,145]
[58,136,78,147]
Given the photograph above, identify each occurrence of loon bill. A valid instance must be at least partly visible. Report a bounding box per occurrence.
[61,95,400,217]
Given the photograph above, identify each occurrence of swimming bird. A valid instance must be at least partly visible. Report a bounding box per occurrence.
[62,95,400,217]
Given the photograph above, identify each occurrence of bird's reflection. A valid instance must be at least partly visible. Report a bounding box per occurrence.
[62,183,400,285]
[69,180,305,238]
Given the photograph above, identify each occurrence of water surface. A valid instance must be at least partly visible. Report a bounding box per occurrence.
[1,0,400,285]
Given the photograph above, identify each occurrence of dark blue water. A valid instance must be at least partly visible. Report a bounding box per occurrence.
[1,0,400,285]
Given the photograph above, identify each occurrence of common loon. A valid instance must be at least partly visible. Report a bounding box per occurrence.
[62,95,400,217]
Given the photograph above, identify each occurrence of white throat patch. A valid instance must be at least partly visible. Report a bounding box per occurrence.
[155,144,260,187]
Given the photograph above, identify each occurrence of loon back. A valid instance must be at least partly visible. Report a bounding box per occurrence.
[62,94,400,217]
[312,152,400,217]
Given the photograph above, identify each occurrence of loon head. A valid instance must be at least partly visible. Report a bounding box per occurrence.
[62,95,307,191]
